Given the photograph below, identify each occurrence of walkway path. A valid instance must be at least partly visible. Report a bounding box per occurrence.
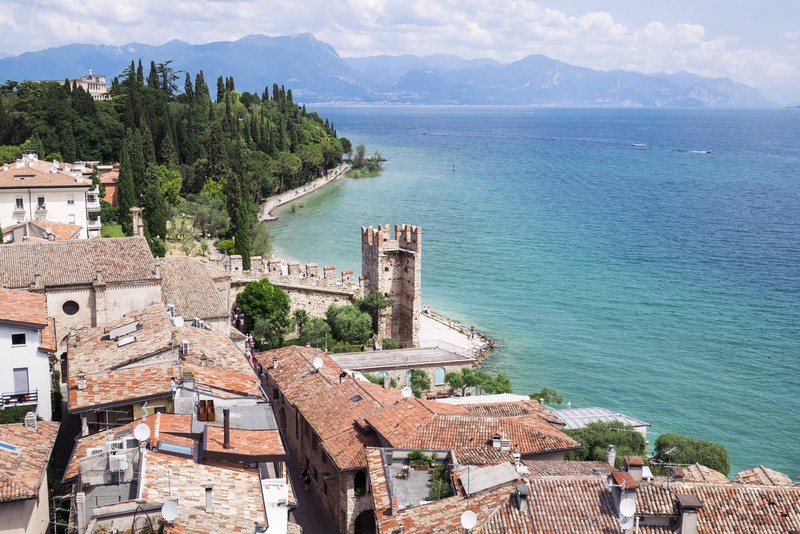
[259,163,351,221]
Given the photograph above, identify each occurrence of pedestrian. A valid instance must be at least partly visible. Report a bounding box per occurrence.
[470,325,475,339]
[303,473,311,492]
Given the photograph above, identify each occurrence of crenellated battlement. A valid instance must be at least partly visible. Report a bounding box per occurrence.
[361,224,422,254]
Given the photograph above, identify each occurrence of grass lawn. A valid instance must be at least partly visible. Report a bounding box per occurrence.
[101,223,124,238]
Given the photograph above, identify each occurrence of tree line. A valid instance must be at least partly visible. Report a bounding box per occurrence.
[0,60,350,263]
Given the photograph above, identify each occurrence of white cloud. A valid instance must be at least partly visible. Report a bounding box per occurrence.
[0,0,797,87]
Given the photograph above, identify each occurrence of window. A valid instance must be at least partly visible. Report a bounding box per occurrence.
[37,196,45,208]
[153,406,167,414]
[311,432,319,451]
[67,193,75,205]
[13,368,29,393]
[15,196,23,210]
[68,214,76,224]
[62,300,80,316]
[11,333,26,346]
[354,471,368,495]
[435,368,446,385]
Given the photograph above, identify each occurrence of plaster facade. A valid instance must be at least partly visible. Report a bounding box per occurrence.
[0,322,52,421]
[0,473,51,534]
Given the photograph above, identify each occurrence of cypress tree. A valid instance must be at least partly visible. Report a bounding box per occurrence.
[61,123,76,162]
[141,163,169,253]
[184,72,194,100]
[136,59,144,84]
[147,61,159,88]
[216,76,225,103]
[0,96,8,145]
[140,121,157,169]
[118,135,137,235]
[206,123,227,179]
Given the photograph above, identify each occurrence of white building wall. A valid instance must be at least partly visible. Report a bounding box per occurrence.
[0,324,52,421]
[0,186,91,238]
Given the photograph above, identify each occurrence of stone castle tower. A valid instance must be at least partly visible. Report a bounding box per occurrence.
[361,224,422,348]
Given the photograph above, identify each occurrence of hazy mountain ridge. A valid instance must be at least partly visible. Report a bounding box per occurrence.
[0,34,771,107]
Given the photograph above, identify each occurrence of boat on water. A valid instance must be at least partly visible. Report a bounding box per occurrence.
[690,149,712,154]
[631,143,647,148]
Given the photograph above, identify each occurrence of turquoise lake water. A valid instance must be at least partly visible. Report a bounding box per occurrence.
[267,106,800,477]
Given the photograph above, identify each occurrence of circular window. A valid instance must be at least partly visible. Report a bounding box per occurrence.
[62,300,80,316]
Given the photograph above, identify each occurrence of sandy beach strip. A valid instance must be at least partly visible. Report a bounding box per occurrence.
[259,162,351,221]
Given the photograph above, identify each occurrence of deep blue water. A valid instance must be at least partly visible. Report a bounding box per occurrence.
[268,106,800,477]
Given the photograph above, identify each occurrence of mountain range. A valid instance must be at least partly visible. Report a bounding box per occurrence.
[0,33,772,107]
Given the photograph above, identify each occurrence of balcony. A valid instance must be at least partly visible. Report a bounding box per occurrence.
[0,389,38,409]
[86,190,101,212]
[87,216,102,230]
[34,204,47,220]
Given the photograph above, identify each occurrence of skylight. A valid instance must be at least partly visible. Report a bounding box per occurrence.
[0,441,20,453]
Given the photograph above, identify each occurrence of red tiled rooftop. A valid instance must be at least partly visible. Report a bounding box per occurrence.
[206,427,286,457]
[0,421,59,502]
[0,288,47,327]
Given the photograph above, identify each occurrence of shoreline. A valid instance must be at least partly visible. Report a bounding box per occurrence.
[259,162,351,221]
[258,162,496,362]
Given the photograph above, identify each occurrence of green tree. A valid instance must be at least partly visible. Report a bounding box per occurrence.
[293,309,309,332]
[299,317,331,349]
[236,279,291,346]
[326,304,373,346]
[409,369,431,398]
[275,151,301,193]
[141,164,169,254]
[190,194,230,238]
[565,421,647,467]
[529,387,564,405]
[356,290,395,334]
[445,367,480,396]
[653,433,730,475]
[156,164,182,206]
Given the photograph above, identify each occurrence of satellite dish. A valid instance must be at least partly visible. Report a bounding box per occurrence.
[460,510,477,529]
[312,356,324,371]
[619,498,636,517]
[401,386,413,399]
[172,316,184,328]
[133,423,151,442]
[161,501,179,522]
[619,515,634,530]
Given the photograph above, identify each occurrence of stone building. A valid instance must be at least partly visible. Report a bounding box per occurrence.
[257,346,579,534]
[0,236,162,354]
[361,225,422,348]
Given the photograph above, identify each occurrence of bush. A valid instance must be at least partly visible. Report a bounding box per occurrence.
[409,369,431,398]
[565,421,646,467]
[529,387,564,405]
[653,433,730,475]
[362,372,385,386]
[217,238,235,255]
[381,338,399,350]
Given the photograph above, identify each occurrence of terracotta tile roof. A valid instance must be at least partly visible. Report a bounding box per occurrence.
[205,427,285,457]
[0,421,59,502]
[367,400,579,458]
[681,462,730,484]
[735,465,795,486]
[0,287,47,327]
[520,459,613,477]
[520,477,619,533]
[0,161,91,189]
[160,257,228,321]
[452,447,514,466]
[68,362,176,411]
[188,365,262,398]
[636,481,800,532]
[67,305,259,418]
[68,304,174,373]
[3,220,83,241]
[260,346,401,471]
[41,317,56,352]
[0,237,158,288]
[462,399,565,426]
[99,169,119,184]
[141,451,266,531]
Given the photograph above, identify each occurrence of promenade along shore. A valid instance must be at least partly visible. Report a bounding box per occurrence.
[258,163,494,361]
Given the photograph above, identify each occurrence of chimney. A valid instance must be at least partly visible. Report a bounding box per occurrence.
[624,456,644,482]
[24,411,37,431]
[223,409,232,449]
[677,494,702,534]
[339,371,348,383]
[76,492,87,533]
[515,483,529,512]
[95,268,104,285]
[205,486,214,513]
[130,207,144,237]
[154,258,161,278]
[671,467,685,483]
[605,444,617,468]
[33,272,42,289]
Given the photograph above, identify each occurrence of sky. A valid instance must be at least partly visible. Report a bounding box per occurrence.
[1,0,798,101]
